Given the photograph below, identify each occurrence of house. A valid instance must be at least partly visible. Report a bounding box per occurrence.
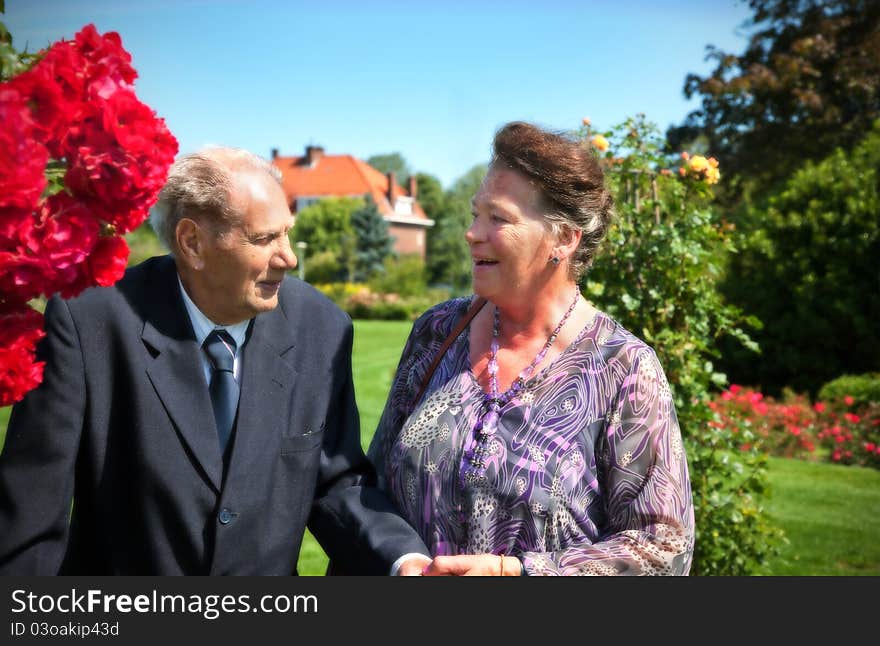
[271,145,434,259]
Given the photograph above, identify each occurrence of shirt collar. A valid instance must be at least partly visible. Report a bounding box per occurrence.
[177,275,250,349]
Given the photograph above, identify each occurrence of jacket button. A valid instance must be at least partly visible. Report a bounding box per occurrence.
[218,508,234,524]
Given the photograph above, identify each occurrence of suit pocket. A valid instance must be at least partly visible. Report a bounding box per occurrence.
[280,428,324,455]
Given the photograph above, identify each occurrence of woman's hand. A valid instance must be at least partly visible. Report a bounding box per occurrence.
[421,554,522,576]
[396,554,433,576]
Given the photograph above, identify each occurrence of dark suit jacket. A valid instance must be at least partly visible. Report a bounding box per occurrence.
[0,255,427,574]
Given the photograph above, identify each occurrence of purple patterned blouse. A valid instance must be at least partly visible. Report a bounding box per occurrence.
[368,297,695,575]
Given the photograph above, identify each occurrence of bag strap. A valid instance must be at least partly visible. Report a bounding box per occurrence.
[412,296,488,410]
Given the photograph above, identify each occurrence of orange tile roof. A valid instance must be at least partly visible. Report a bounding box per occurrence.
[272,152,430,222]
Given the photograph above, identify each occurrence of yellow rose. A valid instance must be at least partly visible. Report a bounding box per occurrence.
[705,167,721,185]
[688,155,709,173]
[591,134,609,152]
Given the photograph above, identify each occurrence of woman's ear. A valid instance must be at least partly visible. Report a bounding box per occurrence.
[175,218,205,271]
[553,225,582,263]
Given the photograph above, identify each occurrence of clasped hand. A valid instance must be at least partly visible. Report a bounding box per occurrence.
[397,554,522,576]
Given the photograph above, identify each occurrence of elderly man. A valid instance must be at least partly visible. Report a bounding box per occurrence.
[0,148,430,575]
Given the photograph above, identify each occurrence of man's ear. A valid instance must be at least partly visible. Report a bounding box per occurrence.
[175,218,205,271]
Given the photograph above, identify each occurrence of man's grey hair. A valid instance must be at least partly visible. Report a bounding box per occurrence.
[149,146,283,252]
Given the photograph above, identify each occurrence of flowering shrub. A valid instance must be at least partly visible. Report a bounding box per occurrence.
[578,115,779,575]
[709,385,817,459]
[679,152,721,185]
[312,282,450,321]
[709,385,880,469]
[0,23,178,406]
[815,400,880,469]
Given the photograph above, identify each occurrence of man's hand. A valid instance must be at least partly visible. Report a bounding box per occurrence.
[421,554,522,576]
[396,554,433,576]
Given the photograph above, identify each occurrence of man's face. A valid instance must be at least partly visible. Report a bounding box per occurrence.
[195,171,297,324]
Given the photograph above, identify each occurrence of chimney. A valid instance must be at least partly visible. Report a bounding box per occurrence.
[270,148,279,160]
[387,171,396,202]
[408,175,417,199]
[305,145,324,167]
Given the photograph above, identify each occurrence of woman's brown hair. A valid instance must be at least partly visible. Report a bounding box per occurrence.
[491,121,614,279]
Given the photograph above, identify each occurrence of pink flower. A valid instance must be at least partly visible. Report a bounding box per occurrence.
[844,395,855,406]
[844,413,861,424]
[813,402,826,413]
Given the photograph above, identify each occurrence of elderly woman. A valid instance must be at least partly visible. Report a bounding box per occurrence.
[367,122,694,576]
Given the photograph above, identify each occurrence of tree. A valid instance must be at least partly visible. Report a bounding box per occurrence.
[291,197,361,282]
[366,152,411,186]
[718,120,880,395]
[415,173,453,286]
[427,164,487,291]
[668,0,880,196]
[291,196,360,255]
[351,195,394,282]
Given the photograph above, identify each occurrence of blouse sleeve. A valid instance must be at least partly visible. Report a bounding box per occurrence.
[366,299,466,490]
[519,347,695,575]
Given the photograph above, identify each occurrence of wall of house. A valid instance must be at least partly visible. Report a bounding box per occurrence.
[389,224,426,259]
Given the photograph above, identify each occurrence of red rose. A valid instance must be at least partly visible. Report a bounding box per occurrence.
[89,235,129,286]
[61,234,129,297]
[75,24,137,95]
[4,53,76,151]
[26,194,101,296]
[0,207,53,305]
[0,305,46,407]
[64,87,177,232]
[0,88,49,212]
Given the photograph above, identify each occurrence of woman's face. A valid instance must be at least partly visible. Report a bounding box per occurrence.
[466,165,555,302]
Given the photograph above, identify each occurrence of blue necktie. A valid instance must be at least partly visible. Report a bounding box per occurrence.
[203,329,239,452]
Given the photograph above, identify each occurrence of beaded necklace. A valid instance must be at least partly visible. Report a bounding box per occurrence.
[463,288,581,479]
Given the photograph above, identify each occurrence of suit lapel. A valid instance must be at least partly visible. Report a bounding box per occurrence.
[224,291,298,484]
[142,258,224,492]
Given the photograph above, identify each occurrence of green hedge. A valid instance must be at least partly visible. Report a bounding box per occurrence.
[818,374,880,406]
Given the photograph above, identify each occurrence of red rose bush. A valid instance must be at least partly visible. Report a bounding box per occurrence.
[0,24,177,406]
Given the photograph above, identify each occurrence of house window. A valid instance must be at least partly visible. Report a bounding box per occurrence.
[394,197,414,216]
[295,196,321,211]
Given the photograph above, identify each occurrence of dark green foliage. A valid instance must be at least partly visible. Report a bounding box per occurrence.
[669,0,880,195]
[818,374,880,406]
[718,122,880,396]
[585,115,780,575]
[351,195,394,282]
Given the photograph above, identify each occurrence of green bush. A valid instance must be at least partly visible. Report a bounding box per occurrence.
[347,300,411,320]
[583,115,781,575]
[302,249,344,284]
[311,282,449,321]
[818,374,880,407]
[368,254,427,297]
[719,121,880,396]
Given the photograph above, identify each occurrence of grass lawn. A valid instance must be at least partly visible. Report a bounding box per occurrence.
[2,320,878,575]
[764,456,880,575]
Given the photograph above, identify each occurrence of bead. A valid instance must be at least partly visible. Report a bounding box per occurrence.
[473,288,580,448]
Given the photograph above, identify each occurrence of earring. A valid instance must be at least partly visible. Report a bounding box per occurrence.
[550,256,561,266]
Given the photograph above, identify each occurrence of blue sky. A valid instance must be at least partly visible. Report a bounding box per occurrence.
[5,0,752,188]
